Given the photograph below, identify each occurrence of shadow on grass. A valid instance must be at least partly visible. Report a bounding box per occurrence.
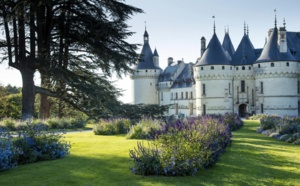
[0,121,299,186]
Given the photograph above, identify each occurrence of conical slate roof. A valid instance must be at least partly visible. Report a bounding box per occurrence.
[256,27,296,63]
[153,48,159,56]
[222,33,235,57]
[135,31,161,70]
[195,33,231,66]
[232,34,257,65]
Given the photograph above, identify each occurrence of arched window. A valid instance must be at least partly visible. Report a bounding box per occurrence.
[211,66,214,70]
[287,62,289,66]
[222,66,225,70]
[242,66,245,70]
[271,63,274,67]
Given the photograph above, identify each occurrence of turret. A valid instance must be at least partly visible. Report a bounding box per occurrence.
[153,48,159,67]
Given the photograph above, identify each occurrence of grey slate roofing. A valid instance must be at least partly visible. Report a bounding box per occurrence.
[134,31,162,70]
[232,34,257,65]
[195,33,231,66]
[159,62,180,82]
[153,48,159,56]
[222,32,235,58]
[287,31,300,61]
[171,63,195,89]
[256,27,296,63]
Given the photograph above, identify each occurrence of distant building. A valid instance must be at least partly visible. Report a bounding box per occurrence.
[131,19,300,117]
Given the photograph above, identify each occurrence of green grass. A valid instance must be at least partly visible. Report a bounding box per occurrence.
[0,120,299,186]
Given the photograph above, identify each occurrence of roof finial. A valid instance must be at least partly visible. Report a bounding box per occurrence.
[145,21,147,30]
[244,21,246,35]
[212,15,215,33]
[283,18,286,29]
[247,24,249,35]
[227,25,229,34]
[274,9,277,27]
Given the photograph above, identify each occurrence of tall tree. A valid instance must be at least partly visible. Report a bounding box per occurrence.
[0,0,143,120]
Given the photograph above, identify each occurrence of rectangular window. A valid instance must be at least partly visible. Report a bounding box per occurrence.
[175,93,178,100]
[186,92,188,99]
[181,92,183,99]
[241,80,245,92]
[202,84,206,95]
[260,82,263,94]
[252,89,254,106]
[229,83,231,94]
[298,81,300,94]
[190,91,193,99]
[175,103,178,114]
[171,93,173,100]
[160,92,163,101]
[261,104,264,113]
[189,103,193,115]
[203,104,206,115]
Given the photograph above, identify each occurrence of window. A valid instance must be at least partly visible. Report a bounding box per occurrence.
[287,62,289,66]
[203,104,206,115]
[249,66,251,70]
[171,93,173,100]
[150,83,152,86]
[260,82,263,94]
[242,66,245,70]
[229,83,231,94]
[181,92,183,99]
[175,93,178,99]
[211,66,214,70]
[230,67,232,70]
[146,70,148,72]
[201,67,203,70]
[161,92,163,101]
[261,104,264,113]
[271,63,274,67]
[189,103,193,115]
[258,64,261,68]
[175,103,178,114]
[222,66,225,70]
[155,70,156,72]
[190,91,193,99]
[241,80,245,92]
[298,81,300,94]
[236,67,239,70]
[202,84,206,95]
[186,92,188,99]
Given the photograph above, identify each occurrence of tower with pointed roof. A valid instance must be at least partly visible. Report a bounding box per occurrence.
[131,29,162,104]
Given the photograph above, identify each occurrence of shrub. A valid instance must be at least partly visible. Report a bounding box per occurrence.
[130,116,232,176]
[93,118,131,135]
[0,135,20,171]
[68,118,85,128]
[1,118,17,131]
[259,115,280,130]
[126,118,162,139]
[46,118,60,129]
[221,113,243,131]
[129,142,161,175]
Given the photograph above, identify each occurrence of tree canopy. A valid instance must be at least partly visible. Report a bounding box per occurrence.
[0,0,143,120]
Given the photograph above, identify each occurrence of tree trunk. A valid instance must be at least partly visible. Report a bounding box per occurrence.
[39,74,51,119]
[20,68,35,121]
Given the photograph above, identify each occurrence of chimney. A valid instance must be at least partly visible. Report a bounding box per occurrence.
[201,37,206,56]
[168,57,173,66]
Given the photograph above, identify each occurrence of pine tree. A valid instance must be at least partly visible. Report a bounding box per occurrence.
[0,0,143,120]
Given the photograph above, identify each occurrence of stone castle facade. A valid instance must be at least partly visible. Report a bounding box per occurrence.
[131,20,300,117]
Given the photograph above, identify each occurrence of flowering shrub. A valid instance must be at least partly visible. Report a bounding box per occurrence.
[257,115,300,145]
[126,118,163,139]
[0,122,71,171]
[0,117,85,131]
[129,116,232,176]
[93,118,132,135]
[219,113,243,131]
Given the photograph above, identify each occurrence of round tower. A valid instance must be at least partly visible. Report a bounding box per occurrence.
[131,29,162,104]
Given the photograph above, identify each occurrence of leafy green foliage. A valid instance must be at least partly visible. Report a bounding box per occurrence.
[93,118,132,135]
[126,118,162,139]
[0,93,22,119]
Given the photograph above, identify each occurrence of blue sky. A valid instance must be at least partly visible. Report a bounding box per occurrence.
[1,0,300,103]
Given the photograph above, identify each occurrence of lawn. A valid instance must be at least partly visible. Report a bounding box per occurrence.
[0,120,299,186]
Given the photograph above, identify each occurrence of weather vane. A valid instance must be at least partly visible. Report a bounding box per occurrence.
[212,15,215,33]
[274,9,277,27]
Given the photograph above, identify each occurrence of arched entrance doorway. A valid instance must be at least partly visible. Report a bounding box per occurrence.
[239,104,247,117]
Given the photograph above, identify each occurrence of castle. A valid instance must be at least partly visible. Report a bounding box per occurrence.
[131,19,300,117]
